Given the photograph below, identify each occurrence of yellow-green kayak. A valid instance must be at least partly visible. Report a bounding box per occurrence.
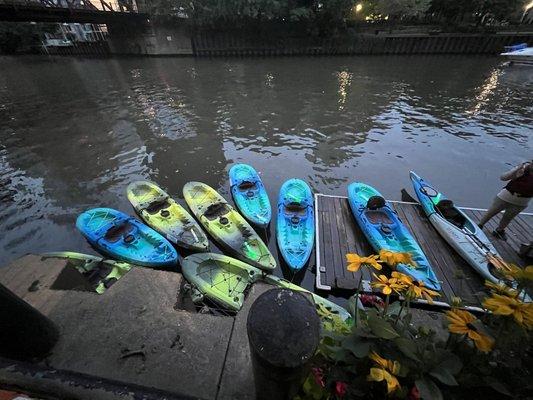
[127,181,209,252]
[183,182,276,271]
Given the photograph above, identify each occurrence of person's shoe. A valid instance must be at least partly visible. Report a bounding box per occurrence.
[492,229,507,240]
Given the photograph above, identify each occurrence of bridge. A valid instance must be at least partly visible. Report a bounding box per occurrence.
[0,0,148,24]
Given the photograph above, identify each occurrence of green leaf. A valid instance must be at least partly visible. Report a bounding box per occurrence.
[429,369,458,386]
[483,377,512,397]
[386,301,402,316]
[367,313,400,339]
[438,353,462,375]
[416,377,443,400]
[394,337,420,362]
[342,337,370,358]
[347,294,358,319]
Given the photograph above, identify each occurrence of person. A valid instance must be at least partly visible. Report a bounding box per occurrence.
[478,161,533,240]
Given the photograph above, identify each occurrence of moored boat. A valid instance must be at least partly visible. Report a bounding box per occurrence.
[347,182,441,291]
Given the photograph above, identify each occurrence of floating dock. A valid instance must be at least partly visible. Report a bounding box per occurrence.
[315,194,532,309]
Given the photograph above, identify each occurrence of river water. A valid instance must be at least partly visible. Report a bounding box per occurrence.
[0,56,531,289]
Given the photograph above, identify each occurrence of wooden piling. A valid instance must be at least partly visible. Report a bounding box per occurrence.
[0,283,58,361]
[247,289,320,400]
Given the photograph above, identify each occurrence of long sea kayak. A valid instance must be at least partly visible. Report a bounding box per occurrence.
[410,171,509,285]
[183,182,276,271]
[347,182,441,291]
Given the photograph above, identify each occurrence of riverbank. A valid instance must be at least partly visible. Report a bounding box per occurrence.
[0,254,448,399]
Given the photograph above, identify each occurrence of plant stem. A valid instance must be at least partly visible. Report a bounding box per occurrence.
[382,294,390,317]
[394,301,405,326]
[355,274,363,326]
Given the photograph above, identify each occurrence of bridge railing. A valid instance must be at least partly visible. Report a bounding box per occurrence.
[0,0,139,13]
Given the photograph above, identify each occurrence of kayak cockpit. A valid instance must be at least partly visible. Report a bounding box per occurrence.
[435,199,467,229]
[365,210,393,225]
[204,202,231,221]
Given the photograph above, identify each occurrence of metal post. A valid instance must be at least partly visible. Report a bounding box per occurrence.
[247,289,320,400]
[0,283,59,361]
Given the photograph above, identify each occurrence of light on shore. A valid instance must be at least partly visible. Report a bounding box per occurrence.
[355,3,363,13]
[525,0,533,11]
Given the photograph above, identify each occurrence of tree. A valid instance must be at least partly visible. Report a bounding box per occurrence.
[374,0,431,20]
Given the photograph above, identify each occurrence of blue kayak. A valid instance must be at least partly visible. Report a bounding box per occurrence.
[76,207,178,268]
[347,182,441,291]
[229,164,272,227]
[276,179,315,271]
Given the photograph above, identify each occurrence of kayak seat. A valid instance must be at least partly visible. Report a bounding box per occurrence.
[238,180,257,190]
[104,222,134,243]
[367,196,386,210]
[204,202,231,220]
[436,200,466,228]
[365,210,393,225]
[284,202,307,216]
[145,198,171,214]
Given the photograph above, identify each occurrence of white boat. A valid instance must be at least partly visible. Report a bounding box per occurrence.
[410,171,531,302]
[501,43,533,65]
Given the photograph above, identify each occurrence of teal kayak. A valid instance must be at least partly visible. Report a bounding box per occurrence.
[276,179,315,272]
[347,182,441,291]
[229,164,272,228]
[76,208,178,268]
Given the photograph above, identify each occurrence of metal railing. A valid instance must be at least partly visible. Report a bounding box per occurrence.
[0,0,139,13]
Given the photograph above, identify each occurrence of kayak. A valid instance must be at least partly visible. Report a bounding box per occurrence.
[76,208,178,268]
[347,182,441,291]
[276,179,315,271]
[409,171,508,285]
[229,164,272,228]
[263,274,352,321]
[127,181,209,252]
[41,251,131,294]
[183,182,276,271]
[181,253,262,311]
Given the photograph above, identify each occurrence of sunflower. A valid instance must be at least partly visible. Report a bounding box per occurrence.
[483,293,533,329]
[405,280,440,303]
[367,351,401,394]
[446,309,494,352]
[371,273,405,295]
[379,249,417,268]
[346,253,382,272]
[391,271,413,286]
[484,281,518,298]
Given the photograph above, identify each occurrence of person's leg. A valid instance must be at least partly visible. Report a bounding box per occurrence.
[478,197,507,228]
[497,203,527,231]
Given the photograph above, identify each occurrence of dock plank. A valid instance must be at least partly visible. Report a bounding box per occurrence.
[315,195,532,309]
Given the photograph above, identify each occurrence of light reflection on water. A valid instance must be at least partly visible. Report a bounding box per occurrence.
[0,56,531,284]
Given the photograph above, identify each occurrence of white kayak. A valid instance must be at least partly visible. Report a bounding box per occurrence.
[410,171,529,299]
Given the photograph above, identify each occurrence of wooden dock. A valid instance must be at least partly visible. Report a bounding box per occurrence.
[315,194,532,309]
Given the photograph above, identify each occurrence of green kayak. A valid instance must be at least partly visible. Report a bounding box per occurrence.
[182,252,351,321]
[263,275,352,322]
[181,253,262,311]
[41,251,131,294]
[127,181,209,252]
[183,181,276,271]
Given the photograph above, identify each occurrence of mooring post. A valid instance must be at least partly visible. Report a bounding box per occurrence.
[0,283,59,361]
[247,288,320,400]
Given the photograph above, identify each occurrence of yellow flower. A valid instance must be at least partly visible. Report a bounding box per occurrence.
[371,273,405,295]
[446,309,494,352]
[367,351,401,394]
[484,281,518,298]
[391,271,413,286]
[504,264,533,281]
[379,249,417,268]
[346,253,382,272]
[405,280,440,304]
[483,293,533,329]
